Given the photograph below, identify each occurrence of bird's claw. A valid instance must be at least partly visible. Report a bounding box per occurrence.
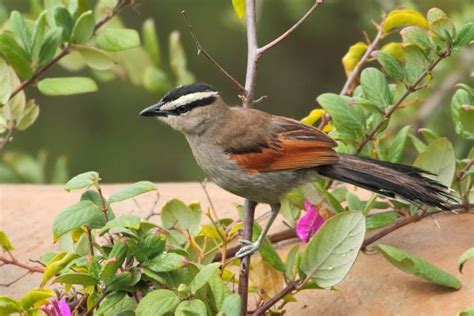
[236,241,259,258]
[238,239,253,246]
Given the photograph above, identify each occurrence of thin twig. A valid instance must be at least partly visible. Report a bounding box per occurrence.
[252,281,299,315]
[339,21,384,96]
[0,271,31,287]
[181,11,245,95]
[257,0,324,56]
[243,0,259,108]
[354,49,450,155]
[84,291,107,316]
[0,254,44,273]
[144,191,161,220]
[456,159,473,182]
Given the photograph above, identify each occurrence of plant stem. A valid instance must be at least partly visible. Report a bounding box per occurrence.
[252,281,299,315]
[84,291,107,316]
[181,11,245,95]
[0,252,44,273]
[354,49,450,155]
[339,22,384,96]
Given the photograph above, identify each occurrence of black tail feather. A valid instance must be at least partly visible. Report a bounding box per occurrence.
[316,154,456,210]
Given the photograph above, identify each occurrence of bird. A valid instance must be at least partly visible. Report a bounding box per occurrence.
[140,82,455,258]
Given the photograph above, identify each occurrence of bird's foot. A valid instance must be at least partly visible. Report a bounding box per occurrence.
[236,239,260,258]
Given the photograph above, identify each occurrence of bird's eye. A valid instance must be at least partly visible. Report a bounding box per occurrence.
[177,106,189,114]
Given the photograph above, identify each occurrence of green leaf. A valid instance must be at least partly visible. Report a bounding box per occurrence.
[418,128,439,144]
[219,294,241,316]
[38,27,62,67]
[65,171,99,191]
[161,199,201,235]
[346,192,364,212]
[41,252,79,286]
[400,26,432,50]
[409,134,428,153]
[142,19,160,67]
[96,28,141,51]
[54,7,74,41]
[175,299,207,316]
[9,11,31,51]
[169,31,195,85]
[458,248,474,273]
[16,99,40,131]
[460,306,474,316]
[136,289,179,316]
[75,45,116,70]
[71,10,95,44]
[459,105,474,134]
[366,212,398,231]
[31,11,47,65]
[109,181,156,203]
[253,222,286,272]
[360,68,392,109]
[143,66,172,94]
[300,212,365,288]
[54,273,98,286]
[413,137,456,186]
[208,274,230,310]
[101,241,128,284]
[99,215,141,235]
[454,22,474,47]
[341,42,367,77]
[189,263,220,294]
[284,244,300,281]
[0,33,33,78]
[403,45,430,85]
[0,230,13,251]
[0,296,22,314]
[386,125,410,163]
[96,292,136,316]
[317,93,365,142]
[147,252,187,273]
[378,244,461,289]
[451,88,474,140]
[0,58,12,105]
[383,9,428,33]
[231,0,245,19]
[52,200,105,240]
[373,51,405,81]
[380,42,404,61]
[20,288,54,310]
[38,77,98,96]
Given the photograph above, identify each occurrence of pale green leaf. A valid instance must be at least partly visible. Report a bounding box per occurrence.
[52,201,105,240]
[189,263,220,294]
[378,244,461,289]
[38,77,98,96]
[54,273,98,286]
[458,248,474,273]
[65,171,99,191]
[96,28,141,52]
[41,252,79,286]
[142,19,160,67]
[146,252,187,273]
[109,181,156,203]
[20,288,55,309]
[99,215,141,235]
[75,45,116,70]
[413,138,456,186]
[38,27,62,67]
[71,10,95,44]
[373,51,405,81]
[219,294,241,316]
[136,290,179,316]
[175,299,207,316]
[161,199,201,235]
[16,99,40,131]
[360,67,392,108]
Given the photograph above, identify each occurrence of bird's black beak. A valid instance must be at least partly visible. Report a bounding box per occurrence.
[139,101,168,117]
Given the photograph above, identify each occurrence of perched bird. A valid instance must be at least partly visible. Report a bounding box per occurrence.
[140,82,454,258]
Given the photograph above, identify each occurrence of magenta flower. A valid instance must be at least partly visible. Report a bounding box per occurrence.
[40,298,71,316]
[296,200,325,242]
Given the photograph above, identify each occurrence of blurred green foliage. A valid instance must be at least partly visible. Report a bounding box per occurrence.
[0,0,472,183]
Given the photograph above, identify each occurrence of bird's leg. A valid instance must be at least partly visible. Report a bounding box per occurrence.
[236,203,281,259]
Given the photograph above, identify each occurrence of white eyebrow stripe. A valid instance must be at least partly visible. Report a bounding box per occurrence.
[161,91,218,110]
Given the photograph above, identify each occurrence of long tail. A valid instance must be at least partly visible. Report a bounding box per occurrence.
[316,154,456,210]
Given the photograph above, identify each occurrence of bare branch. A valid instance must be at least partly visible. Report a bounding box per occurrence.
[340,22,384,96]
[243,0,259,108]
[257,0,324,57]
[0,271,31,287]
[181,11,245,95]
[252,281,299,315]
[0,254,44,273]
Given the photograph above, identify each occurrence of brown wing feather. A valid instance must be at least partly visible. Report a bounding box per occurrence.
[222,110,339,174]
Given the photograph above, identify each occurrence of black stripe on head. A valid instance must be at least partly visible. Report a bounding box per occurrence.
[161,83,217,103]
[167,95,217,116]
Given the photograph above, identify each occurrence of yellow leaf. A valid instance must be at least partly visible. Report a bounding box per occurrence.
[250,258,284,299]
[323,121,335,133]
[232,0,245,19]
[301,109,326,126]
[381,42,404,61]
[229,222,243,235]
[383,9,429,34]
[199,224,225,240]
[341,42,368,77]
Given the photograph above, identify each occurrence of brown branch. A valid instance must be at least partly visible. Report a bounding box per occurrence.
[257,0,324,57]
[0,271,31,287]
[0,253,44,273]
[339,21,384,96]
[354,49,450,155]
[456,159,474,182]
[252,281,299,315]
[181,11,245,95]
[243,0,259,108]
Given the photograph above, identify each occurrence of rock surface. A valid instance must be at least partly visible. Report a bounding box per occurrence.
[0,183,473,315]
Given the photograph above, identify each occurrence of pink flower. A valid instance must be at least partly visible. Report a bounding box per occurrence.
[296,200,325,242]
[40,298,71,316]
